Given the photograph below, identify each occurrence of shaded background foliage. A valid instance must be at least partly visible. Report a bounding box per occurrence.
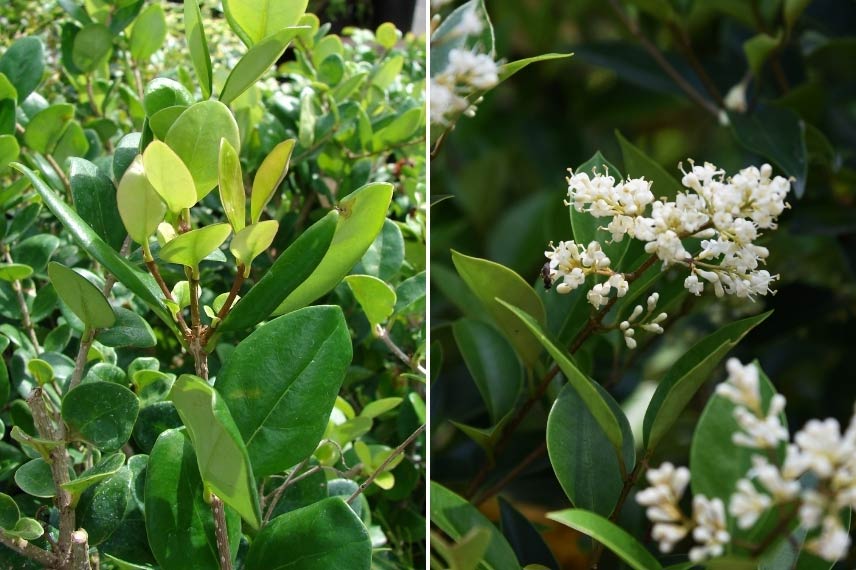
[431,0,856,567]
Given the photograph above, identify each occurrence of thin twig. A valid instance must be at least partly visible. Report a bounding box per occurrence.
[375,324,427,375]
[472,441,547,506]
[666,21,724,107]
[263,457,311,525]
[144,259,190,335]
[210,495,233,570]
[0,529,57,567]
[85,75,101,117]
[347,424,425,504]
[3,248,41,351]
[607,0,719,117]
[44,153,73,198]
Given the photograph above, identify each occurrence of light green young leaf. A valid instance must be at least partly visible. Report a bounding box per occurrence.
[220,26,305,105]
[498,53,572,83]
[375,22,400,49]
[26,359,53,385]
[0,134,20,171]
[130,3,167,61]
[169,374,261,529]
[142,140,197,214]
[48,262,115,329]
[0,263,33,282]
[222,0,308,46]
[117,155,167,245]
[218,138,246,232]
[251,139,295,224]
[298,90,315,148]
[158,223,232,272]
[274,182,393,315]
[230,220,278,271]
[344,274,396,330]
[360,397,403,419]
[165,100,241,198]
[547,509,664,570]
[61,452,125,499]
[183,0,212,98]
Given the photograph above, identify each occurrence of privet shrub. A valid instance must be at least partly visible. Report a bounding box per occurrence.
[430,1,856,569]
[0,1,425,569]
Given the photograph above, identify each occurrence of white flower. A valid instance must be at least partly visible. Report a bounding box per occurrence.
[608,274,629,297]
[716,358,761,411]
[729,478,771,529]
[445,49,499,90]
[689,495,730,562]
[806,515,851,562]
[684,274,704,295]
[724,81,748,113]
[636,463,691,553]
[794,418,845,478]
[586,282,610,308]
[748,456,800,501]
[731,395,788,449]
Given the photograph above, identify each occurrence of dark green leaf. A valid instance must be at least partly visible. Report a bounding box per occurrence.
[96,307,156,348]
[69,158,125,250]
[63,382,140,450]
[0,37,44,102]
[220,27,304,105]
[48,262,116,329]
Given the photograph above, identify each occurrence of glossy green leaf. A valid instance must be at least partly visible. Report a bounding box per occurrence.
[48,262,116,329]
[373,107,423,148]
[246,497,370,570]
[345,275,396,330]
[223,0,308,46]
[274,182,393,315]
[77,465,133,545]
[14,164,176,337]
[0,263,32,282]
[616,130,683,201]
[218,306,352,477]
[452,251,547,366]
[501,299,625,455]
[63,382,140,450]
[547,381,635,516]
[230,220,278,270]
[729,106,807,197]
[0,493,19,529]
[142,140,197,213]
[547,509,663,570]
[219,211,337,332]
[62,452,125,498]
[165,100,241,198]
[360,397,403,419]
[27,359,53,385]
[53,120,90,165]
[146,428,241,569]
[251,139,295,224]
[218,138,246,232]
[298,90,315,147]
[169,374,261,529]
[117,156,167,245]
[498,53,572,83]
[220,27,304,105]
[24,104,75,154]
[113,132,141,181]
[96,307,156,348]
[453,318,522,424]
[642,311,771,451]
[158,223,231,272]
[72,23,113,72]
[0,37,44,102]
[430,482,521,570]
[0,134,20,171]
[130,4,167,61]
[15,458,57,498]
[183,0,212,99]
[143,78,193,117]
[69,157,126,250]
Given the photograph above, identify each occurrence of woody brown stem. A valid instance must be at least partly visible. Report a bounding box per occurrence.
[210,495,233,570]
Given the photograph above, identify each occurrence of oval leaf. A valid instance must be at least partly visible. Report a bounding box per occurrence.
[169,375,261,528]
[218,138,246,232]
[344,274,396,330]
[69,157,126,250]
[0,37,44,102]
[117,155,167,245]
[63,382,140,450]
[142,140,197,213]
[48,262,116,329]
[220,27,304,105]
[218,306,352,477]
[229,220,278,270]
[223,0,308,46]
[183,0,212,98]
[246,497,370,570]
[130,4,167,61]
[165,100,241,199]
[158,223,232,271]
[274,182,393,315]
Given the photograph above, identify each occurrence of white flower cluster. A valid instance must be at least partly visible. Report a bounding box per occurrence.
[430,7,499,126]
[552,161,790,301]
[639,359,856,563]
[635,463,731,562]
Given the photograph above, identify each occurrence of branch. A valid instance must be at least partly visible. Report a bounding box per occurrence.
[210,495,233,570]
[71,529,91,570]
[347,424,425,504]
[44,153,73,198]
[263,457,311,525]
[607,0,719,117]
[2,248,41,352]
[0,529,57,567]
[375,324,427,376]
